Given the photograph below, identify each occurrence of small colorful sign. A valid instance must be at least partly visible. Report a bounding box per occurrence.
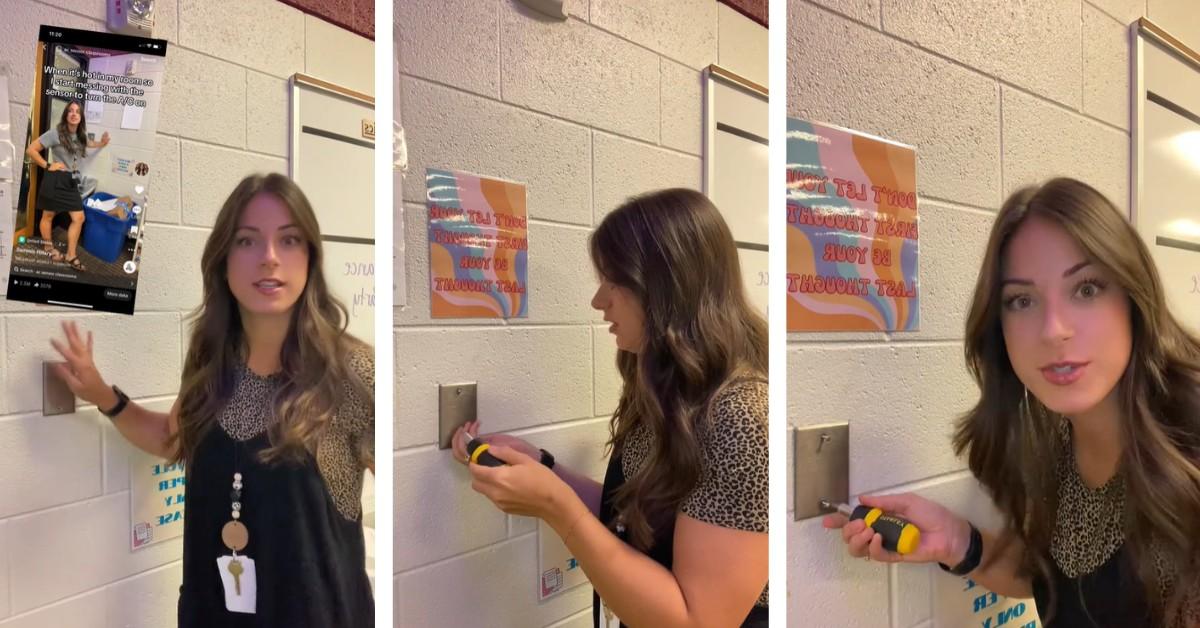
[426,169,529,318]
[129,453,186,550]
[538,519,587,600]
[786,118,920,331]
[935,574,1040,628]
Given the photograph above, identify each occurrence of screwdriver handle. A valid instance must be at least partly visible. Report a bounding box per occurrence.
[850,505,921,555]
[465,437,506,467]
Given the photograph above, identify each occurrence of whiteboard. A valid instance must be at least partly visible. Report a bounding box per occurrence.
[290,74,375,344]
[703,66,768,316]
[1133,20,1200,334]
[322,240,375,345]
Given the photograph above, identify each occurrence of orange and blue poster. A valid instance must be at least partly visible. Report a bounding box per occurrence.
[786,119,919,331]
[426,169,529,318]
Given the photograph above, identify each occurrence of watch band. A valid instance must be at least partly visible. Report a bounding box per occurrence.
[102,385,130,419]
[939,522,983,576]
[538,448,555,470]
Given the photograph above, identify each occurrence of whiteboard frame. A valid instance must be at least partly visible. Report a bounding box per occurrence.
[288,73,377,343]
[703,64,769,238]
[1131,18,1200,332]
[289,72,375,204]
[704,65,770,315]
[1131,18,1200,230]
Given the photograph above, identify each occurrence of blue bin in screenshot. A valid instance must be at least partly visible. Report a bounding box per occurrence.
[80,192,137,264]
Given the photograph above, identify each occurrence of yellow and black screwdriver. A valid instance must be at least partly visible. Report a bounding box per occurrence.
[463,431,506,467]
[821,499,921,555]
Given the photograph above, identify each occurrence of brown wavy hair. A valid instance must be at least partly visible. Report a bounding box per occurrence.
[56,100,88,159]
[954,178,1200,624]
[590,188,768,550]
[168,173,372,466]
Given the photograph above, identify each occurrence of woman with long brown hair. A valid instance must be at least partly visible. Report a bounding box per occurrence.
[453,188,770,627]
[25,99,110,270]
[825,178,1200,626]
[48,173,374,627]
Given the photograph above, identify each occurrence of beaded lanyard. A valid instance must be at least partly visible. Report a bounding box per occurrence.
[220,442,248,594]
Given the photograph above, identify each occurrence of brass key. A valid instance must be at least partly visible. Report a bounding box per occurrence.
[228,558,244,595]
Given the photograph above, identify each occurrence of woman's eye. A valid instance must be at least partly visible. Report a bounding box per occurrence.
[1003,294,1032,311]
[235,236,255,247]
[1075,280,1105,299]
[282,235,303,246]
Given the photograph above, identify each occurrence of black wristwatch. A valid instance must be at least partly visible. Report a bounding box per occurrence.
[538,448,555,470]
[939,522,983,576]
[101,385,130,419]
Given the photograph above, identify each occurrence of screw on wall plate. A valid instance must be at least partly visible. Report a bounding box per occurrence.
[817,433,831,452]
[439,383,478,450]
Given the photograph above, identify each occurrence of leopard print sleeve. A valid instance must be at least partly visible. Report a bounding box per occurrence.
[679,378,769,533]
[314,345,375,521]
[343,346,375,471]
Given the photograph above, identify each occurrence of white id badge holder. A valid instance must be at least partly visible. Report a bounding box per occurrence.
[598,598,621,628]
[216,555,257,614]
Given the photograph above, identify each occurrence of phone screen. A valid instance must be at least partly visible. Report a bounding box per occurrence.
[5,25,168,314]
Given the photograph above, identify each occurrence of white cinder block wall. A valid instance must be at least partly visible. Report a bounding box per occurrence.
[787,1,1199,627]
[0,1,372,625]
[394,1,765,626]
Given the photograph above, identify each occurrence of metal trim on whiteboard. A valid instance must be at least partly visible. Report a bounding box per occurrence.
[716,122,768,146]
[1132,21,1145,226]
[1157,236,1200,253]
[703,68,717,198]
[289,77,300,180]
[1137,18,1200,70]
[1147,91,1200,125]
[735,241,769,252]
[323,235,375,245]
[292,73,375,106]
[706,64,767,98]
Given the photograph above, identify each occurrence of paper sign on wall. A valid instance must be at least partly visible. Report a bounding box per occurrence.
[538,519,587,600]
[426,169,529,319]
[935,573,1040,628]
[786,118,920,331]
[129,453,186,550]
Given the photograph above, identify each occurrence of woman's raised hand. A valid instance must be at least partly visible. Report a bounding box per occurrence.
[49,321,115,409]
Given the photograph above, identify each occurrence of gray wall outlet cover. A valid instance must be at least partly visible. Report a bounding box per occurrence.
[43,361,76,416]
[793,422,850,521]
[438,382,478,450]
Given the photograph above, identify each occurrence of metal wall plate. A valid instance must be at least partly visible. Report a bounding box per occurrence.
[43,361,76,416]
[793,422,849,521]
[438,382,477,450]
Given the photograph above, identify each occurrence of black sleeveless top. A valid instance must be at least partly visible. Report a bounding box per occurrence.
[592,379,769,628]
[1030,421,1197,627]
[177,351,374,627]
[1032,546,1151,627]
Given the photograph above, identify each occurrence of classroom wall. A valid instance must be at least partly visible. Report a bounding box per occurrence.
[394,1,766,626]
[0,0,372,625]
[786,1,1198,627]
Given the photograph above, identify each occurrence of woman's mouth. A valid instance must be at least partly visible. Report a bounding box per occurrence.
[253,279,284,296]
[1040,361,1089,386]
